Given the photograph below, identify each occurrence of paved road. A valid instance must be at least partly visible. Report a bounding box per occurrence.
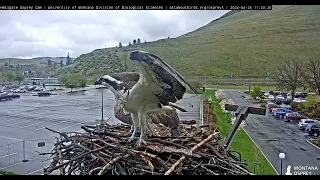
[223,89,320,175]
[0,88,200,175]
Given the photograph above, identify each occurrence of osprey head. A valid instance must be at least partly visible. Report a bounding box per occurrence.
[94,75,122,90]
[94,77,103,85]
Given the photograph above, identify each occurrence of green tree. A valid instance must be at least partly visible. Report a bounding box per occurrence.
[250,86,263,100]
[59,73,87,92]
[274,59,303,98]
[14,71,24,85]
[3,71,16,85]
[79,75,87,91]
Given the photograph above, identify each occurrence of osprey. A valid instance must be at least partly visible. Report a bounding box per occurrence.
[112,89,181,137]
[95,51,198,146]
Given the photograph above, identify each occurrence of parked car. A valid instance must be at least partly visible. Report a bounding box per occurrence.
[38,92,51,97]
[13,88,27,93]
[7,93,20,99]
[268,95,275,101]
[271,108,285,113]
[26,85,36,91]
[285,112,308,122]
[264,92,270,97]
[283,98,292,105]
[274,98,283,105]
[305,123,320,137]
[0,92,11,101]
[298,119,318,130]
[267,103,279,112]
[34,87,44,91]
[273,108,293,118]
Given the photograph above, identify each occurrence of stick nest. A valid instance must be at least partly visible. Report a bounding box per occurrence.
[42,121,254,175]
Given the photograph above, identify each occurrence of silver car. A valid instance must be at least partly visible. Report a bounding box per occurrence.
[298,119,318,130]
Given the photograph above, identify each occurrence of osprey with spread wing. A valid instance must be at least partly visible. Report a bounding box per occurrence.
[95,50,197,146]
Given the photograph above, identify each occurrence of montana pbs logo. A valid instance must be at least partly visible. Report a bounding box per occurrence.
[285,165,293,175]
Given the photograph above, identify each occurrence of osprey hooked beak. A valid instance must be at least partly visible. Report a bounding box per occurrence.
[94,78,103,85]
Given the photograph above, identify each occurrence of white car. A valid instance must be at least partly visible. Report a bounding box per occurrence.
[268,95,275,100]
[13,88,27,93]
[298,119,318,130]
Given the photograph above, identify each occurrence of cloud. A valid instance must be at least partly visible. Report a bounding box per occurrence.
[0,10,228,58]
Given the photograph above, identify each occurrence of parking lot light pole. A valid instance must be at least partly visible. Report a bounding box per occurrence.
[101,85,104,123]
[279,152,285,175]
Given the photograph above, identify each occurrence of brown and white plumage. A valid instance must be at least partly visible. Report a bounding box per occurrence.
[95,51,197,146]
[100,72,181,136]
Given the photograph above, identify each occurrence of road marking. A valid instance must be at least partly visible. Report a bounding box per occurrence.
[35,121,69,131]
[20,121,50,128]
[0,136,23,141]
[57,122,86,131]
[0,152,17,159]
[27,168,44,175]
[6,119,33,126]
[0,118,22,124]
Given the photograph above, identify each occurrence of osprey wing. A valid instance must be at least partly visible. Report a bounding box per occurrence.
[109,72,140,90]
[146,53,198,95]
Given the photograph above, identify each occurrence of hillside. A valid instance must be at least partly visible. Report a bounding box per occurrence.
[0,57,75,65]
[63,5,320,78]
[0,58,41,65]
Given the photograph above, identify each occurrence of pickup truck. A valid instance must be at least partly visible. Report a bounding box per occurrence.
[273,108,293,118]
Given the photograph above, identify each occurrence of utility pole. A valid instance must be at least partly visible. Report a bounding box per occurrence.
[8,58,11,70]
[101,85,104,123]
[124,52,128,72]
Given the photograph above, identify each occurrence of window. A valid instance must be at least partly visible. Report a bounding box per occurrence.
[305,121,315,123]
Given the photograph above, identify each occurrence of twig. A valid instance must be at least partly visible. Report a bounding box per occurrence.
[97,154,130,175]
[164,131,219,175]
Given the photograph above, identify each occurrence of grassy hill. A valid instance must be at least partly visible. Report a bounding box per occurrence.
[51,5,320,78]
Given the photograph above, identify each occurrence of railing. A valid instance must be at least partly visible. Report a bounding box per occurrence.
[0,138,56,173]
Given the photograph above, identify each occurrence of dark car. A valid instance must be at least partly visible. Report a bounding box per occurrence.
[7,93,20,99]
[38,92,51,97]
[0,92,11,101]
[283,98,292,105]
[274,98,283,105]
[285,112,308,122]
[305,123,320,137]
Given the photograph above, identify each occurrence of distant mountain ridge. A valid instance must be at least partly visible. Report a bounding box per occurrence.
[0,56,76,65]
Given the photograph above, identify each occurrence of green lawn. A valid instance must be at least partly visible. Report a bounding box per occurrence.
[0,170,17,175]
[203,90,277,175]
[206,84,309,92]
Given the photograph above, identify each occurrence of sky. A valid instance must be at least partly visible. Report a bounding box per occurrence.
[0,10,228,59]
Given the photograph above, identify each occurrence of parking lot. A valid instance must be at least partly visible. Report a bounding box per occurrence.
[0,88,200,174]
[224,89,320,175]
